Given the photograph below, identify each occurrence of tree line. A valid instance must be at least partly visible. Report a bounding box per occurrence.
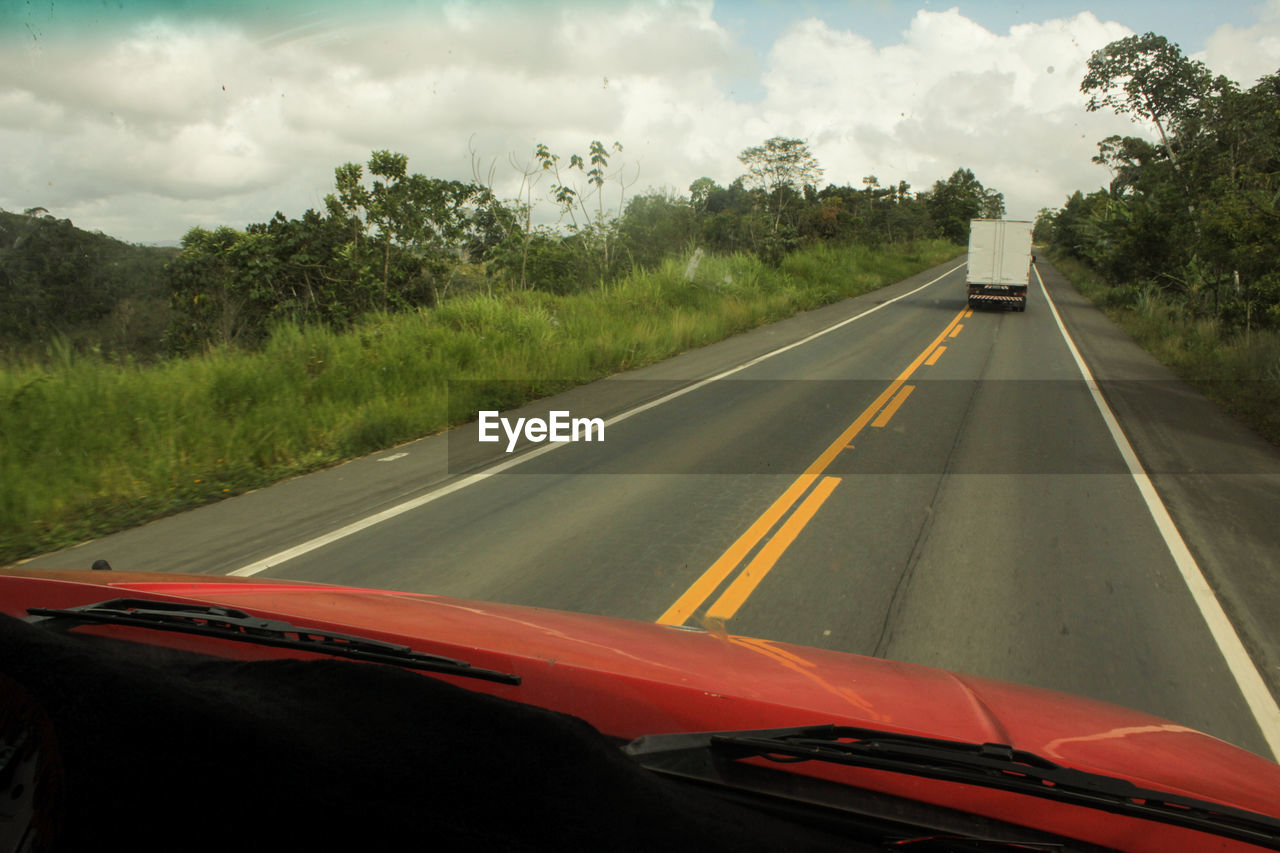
[1038,33,1280,331]
[165,138,1002,351]
[4,141,1006,355]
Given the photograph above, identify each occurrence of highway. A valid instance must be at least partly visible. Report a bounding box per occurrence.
[29,257,1280,760]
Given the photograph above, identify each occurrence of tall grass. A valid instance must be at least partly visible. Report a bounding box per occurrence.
[1051,253,1280,445]
[1,239,960,564]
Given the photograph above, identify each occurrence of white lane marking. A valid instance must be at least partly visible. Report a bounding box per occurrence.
[378,453,408,462]
[229,261,965,579]
[1035,264,1280,760]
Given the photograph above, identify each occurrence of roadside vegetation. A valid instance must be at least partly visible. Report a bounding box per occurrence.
[1037,33,1279,443]
[1050,252,1280,444]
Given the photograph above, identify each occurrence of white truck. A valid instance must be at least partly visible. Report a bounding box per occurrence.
[966,219,1033,312]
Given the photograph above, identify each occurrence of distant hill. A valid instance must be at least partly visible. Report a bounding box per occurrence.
[0,209,178,354]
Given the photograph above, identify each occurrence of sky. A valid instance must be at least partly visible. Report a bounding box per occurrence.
[2,0,1279,245]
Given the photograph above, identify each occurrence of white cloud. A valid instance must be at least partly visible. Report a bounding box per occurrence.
[757,8,1138,218]
[2,2,1272,242]
[1197,0,1280,88]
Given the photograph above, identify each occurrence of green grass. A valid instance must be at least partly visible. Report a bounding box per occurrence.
[0,239,960,565]
[1051,252,1280,446]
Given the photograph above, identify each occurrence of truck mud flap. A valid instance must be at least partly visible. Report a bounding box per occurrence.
[968,293,1026,311]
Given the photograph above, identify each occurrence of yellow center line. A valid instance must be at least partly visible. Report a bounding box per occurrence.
[925,345,946,366]
[656,474,817,625]
[657,305,968,627]
[949,323,964,338]
[871,384,914,428]
[706,476,842,622]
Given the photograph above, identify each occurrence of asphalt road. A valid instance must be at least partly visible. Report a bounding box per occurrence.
[28,257,1280,760]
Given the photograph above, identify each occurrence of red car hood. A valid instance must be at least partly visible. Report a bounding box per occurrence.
[4,569,1278,838]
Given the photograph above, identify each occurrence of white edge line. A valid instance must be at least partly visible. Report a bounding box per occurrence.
[228,261,965,578]
[1035,264,1280,760]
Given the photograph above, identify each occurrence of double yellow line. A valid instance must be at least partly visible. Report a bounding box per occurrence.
[657,306,971,628]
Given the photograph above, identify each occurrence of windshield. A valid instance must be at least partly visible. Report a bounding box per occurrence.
[3,0,1280,846]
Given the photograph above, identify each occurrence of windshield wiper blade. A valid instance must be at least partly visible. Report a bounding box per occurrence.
[27,597,520,685]
[696,725,1280,850]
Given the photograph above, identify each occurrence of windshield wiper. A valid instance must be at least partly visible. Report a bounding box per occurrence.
[628,725,1279,850]
[27,597,520,685]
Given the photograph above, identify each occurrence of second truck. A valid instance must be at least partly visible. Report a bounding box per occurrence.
[966,218,1034,311]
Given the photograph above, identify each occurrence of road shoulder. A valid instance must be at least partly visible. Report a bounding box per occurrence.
[1037,258,1280,706]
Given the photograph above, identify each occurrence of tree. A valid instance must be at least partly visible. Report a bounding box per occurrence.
[533,140,633,283]
[1070,35,1280,327]
[688,177,718,213]
[1033,208,1056,244]
[980,188,1006,219]
[922,168,1003,243]
[1091,134,1166,197]
[325,150,483,307]
[167,150,506,350]
[1081,33,1215,178]
[618,190,696,270]
[167,225,253,348]
[1185,72,1280,325]
[737,137,824,233]
[469,140,551,291]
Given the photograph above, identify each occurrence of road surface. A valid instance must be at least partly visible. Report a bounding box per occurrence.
[28,257,1280,759]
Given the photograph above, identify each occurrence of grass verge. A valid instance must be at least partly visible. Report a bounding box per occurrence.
[0,239,960,565]
[1050,252,1280,446]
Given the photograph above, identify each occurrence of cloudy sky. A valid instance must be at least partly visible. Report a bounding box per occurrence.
[3,0,1279,245]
